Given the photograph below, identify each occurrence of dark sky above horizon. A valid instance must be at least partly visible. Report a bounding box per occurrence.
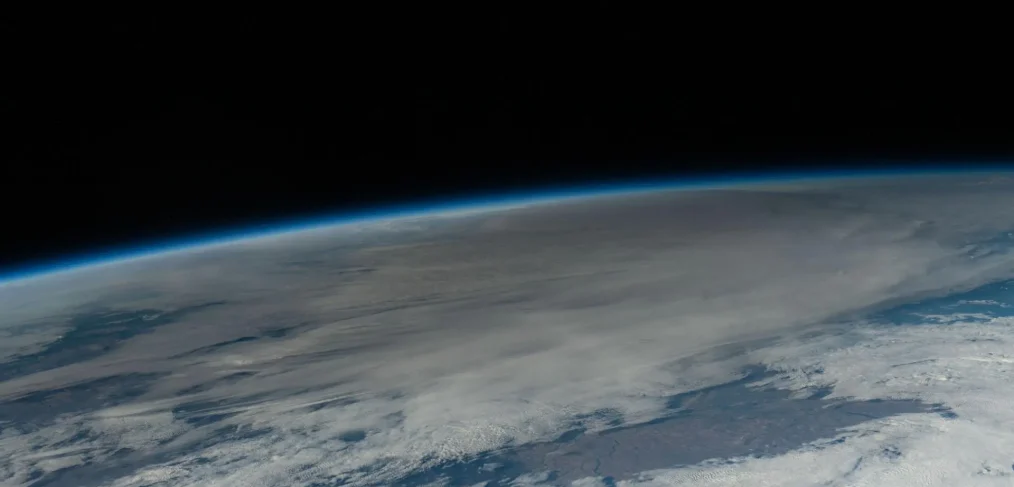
[3,7,1014,273]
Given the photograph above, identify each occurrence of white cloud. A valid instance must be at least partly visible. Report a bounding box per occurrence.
[3,175,1014,485]
[571,477,612,487]
[612,314,1014,486]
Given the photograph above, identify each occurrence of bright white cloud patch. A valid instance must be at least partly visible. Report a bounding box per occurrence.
[607,314,1014,486]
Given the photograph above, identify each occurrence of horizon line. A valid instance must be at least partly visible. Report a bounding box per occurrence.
[1,166,1009,285]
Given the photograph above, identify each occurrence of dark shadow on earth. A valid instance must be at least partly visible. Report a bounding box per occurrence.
[0,373,167,430]
[0,302,227,383]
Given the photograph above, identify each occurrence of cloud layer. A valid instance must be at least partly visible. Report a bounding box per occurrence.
[608,308,1014,486]
[3,174,1014,486]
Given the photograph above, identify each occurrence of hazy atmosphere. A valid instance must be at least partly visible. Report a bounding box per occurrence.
[3,174,1014,486]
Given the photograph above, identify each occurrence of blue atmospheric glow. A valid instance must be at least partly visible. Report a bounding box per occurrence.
[0,166,1007,285]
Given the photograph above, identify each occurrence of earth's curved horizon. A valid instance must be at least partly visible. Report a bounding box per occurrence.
[4,171,1014,486]
[0,168,997,285]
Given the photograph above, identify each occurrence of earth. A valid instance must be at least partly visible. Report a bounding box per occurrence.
[3,173,1014,486]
